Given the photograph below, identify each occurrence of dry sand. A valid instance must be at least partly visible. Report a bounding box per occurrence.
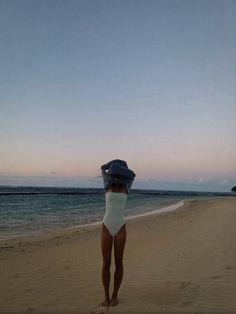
[0,197,235,314]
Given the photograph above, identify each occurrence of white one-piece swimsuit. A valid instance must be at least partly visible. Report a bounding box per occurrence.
[103,192,128,237]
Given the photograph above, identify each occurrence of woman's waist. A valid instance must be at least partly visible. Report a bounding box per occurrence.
[103,210,125,220]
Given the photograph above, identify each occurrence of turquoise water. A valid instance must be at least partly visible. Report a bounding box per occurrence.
[0,186,234,239]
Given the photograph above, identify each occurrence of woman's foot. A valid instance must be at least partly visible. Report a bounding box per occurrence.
[110,296,119,306]
[100,299,110,307]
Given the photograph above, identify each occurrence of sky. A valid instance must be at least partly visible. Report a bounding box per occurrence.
[0,0,235,192]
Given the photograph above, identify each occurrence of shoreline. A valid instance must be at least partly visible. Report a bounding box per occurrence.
[0,195,226,242]
[0,198,186,242]
[0,194,233,242]
[0,186,236,241]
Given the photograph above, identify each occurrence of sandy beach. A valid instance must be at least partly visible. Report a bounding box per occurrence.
[0,197,235,314]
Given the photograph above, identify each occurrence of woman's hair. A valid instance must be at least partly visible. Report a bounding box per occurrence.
[105,183,127,192]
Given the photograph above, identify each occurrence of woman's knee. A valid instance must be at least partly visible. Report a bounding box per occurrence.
[115,259,123,270]
[103,259,111,270]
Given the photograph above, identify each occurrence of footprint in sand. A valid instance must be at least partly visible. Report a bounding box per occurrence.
[210,275,220,280]
[180,280,192,289]
[226,265,233,270]
[24,288,33,293]
[182,300,191,306]
[24,307,35,313]
[90,303,111,314]
[63,265,71,271]
[90,308,109,314]
[13,273,20,278]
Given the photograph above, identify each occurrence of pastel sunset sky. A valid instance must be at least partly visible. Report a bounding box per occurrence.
[0,0,235,191]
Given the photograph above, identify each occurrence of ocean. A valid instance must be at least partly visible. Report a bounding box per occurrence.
[0,186,234,239]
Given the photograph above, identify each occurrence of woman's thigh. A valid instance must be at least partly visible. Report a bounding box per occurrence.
[101,223,113,265]
[114,224,126,267]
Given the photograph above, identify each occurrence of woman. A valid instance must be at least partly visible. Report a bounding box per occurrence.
[100,159,135,307]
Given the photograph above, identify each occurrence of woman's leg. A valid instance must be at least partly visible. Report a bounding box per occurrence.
[110,223,126,306]
[101,223,113,306]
